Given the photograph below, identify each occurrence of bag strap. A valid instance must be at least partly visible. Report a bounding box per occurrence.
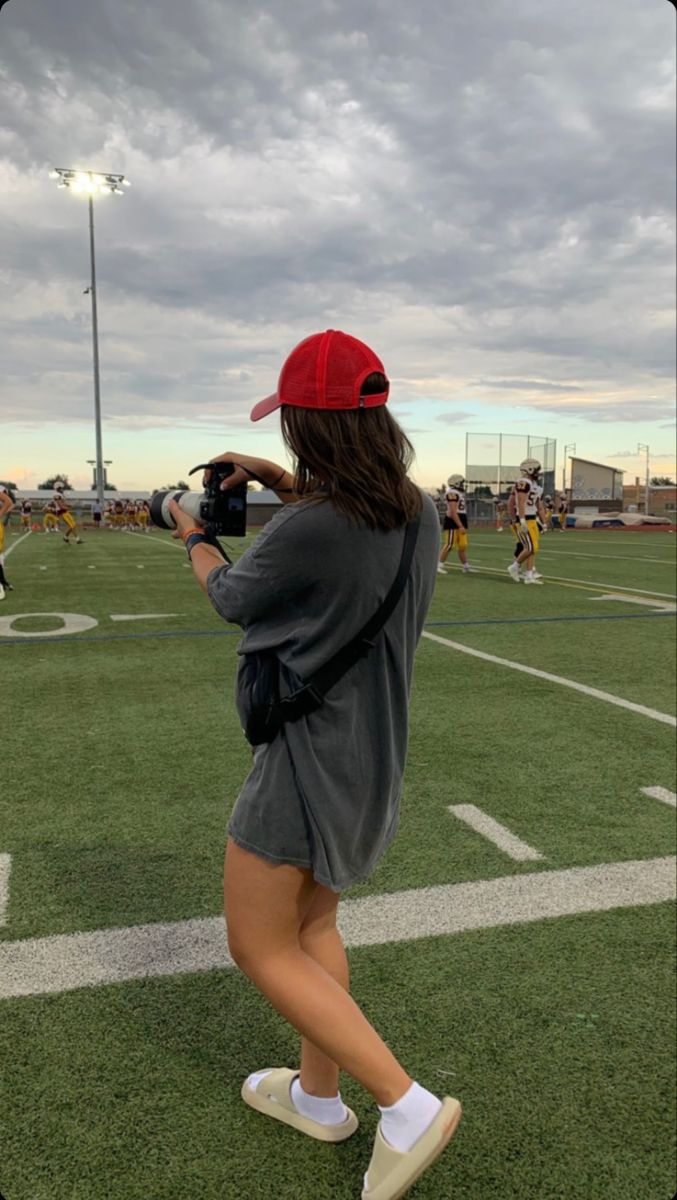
[275,515,421,721]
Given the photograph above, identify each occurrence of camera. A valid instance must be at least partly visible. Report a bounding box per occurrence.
[149,462,248,538]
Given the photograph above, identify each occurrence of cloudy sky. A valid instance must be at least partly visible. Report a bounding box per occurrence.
[0,0,675,492]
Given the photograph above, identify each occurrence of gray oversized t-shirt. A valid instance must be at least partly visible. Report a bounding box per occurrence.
[207,491,440,891]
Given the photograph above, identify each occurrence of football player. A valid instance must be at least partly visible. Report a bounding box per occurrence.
[43,500,59,533]
[0,484,15,598]
[438,474,475,575]
[19,497,33,530]
[495,498,508,532]
[507,459,546,585]
[557,492,569,531]
[53,488,83,545]
[137,500,150,531]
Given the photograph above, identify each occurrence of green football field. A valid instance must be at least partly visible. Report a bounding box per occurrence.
[1,524,675,1200]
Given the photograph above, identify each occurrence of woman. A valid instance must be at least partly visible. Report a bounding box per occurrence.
[170,330,461,1200]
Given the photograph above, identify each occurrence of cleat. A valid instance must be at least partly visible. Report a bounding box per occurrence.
[0,584,5,601]
[507,562,521,582]
[436,564,446,574]
[524,576,544,585]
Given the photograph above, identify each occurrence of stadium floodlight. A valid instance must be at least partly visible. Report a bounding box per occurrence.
[50,168,130,509]
[637,443,650,516]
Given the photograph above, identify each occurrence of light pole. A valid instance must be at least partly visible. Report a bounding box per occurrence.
[637,443,650,516]
[50,168,130,511]
[562,443,576,494]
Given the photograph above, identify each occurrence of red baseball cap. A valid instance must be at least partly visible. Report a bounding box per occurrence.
[250,329,389,422]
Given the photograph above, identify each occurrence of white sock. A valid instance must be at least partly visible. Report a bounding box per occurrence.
[246,1069,348,1126]
[378,1081,443,1153]
[525,569,534,579]
[290,1078,348,1125]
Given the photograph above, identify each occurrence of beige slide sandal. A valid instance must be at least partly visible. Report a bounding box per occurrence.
[241,1067,359,1143]
[362,1096,462,1200]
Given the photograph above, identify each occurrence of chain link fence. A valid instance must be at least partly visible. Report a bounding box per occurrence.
[464,433,557,521]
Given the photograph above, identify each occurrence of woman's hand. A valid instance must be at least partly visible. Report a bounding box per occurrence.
[203,452,297,503]
[204,452,286,492]
[168,499,199,539]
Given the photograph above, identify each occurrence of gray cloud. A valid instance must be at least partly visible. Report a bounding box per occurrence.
[471,379,585,393]
[517,398,675,424]
[0,0,675,438]
[435,411,478,425]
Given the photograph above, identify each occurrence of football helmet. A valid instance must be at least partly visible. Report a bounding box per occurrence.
[519,458,541,477]
[447,474,465,489]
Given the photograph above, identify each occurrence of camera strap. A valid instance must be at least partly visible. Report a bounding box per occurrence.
[273,515,421,725]
[237,463,295,494]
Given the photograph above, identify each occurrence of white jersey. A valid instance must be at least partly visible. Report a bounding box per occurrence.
[514,475,542,518]
[445,488,467,517]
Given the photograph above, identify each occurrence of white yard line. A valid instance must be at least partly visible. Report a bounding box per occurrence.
[523,573,676,599]
[0,855,673,999]
[109,613,182,622]
[640,786,677,809]
[422,631,677,727]
[590,594,676,612]
[0,854,11,926]
[444,561,676,600]
[479,535,675,564]
[3,530,32,559]
[122,531,182,551]
[448,805,545,861]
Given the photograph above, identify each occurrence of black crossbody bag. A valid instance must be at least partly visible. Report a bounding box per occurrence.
[237,515,421,746]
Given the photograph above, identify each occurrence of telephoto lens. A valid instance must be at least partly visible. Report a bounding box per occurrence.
[148,490,203,530]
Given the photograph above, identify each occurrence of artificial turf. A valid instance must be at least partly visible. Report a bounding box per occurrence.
[0,904,674,1200]
[0,524,675,1199]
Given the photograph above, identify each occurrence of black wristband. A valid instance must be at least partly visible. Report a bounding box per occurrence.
[185,532,212,559]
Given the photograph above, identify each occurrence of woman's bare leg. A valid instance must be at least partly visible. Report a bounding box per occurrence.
[298,886,349,1096]
[224,838,412,1107]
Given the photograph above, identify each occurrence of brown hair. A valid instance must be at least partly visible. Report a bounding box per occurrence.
[280,374,422,531]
